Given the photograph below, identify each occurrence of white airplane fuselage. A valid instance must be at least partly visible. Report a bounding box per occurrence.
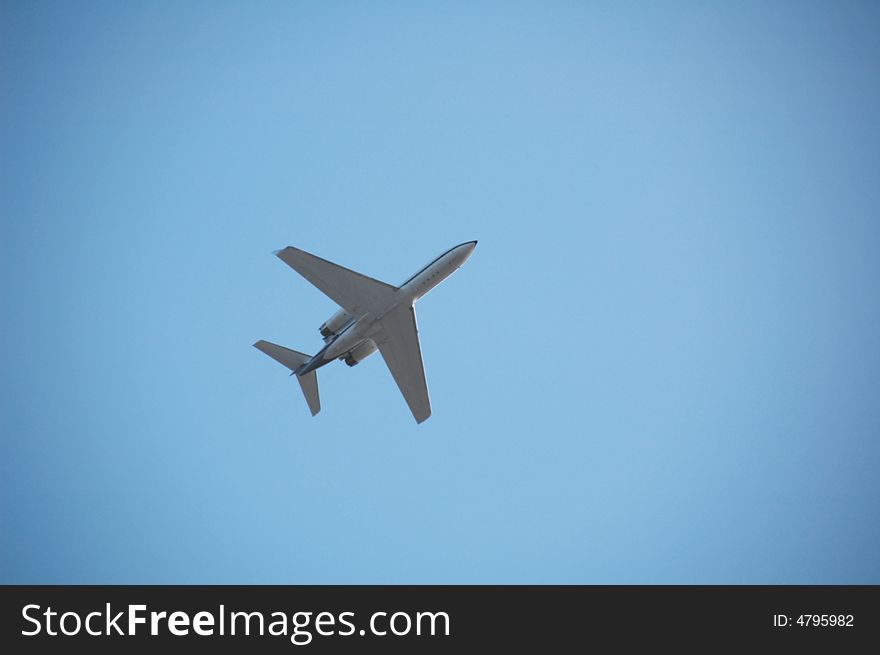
[300,240,477,373]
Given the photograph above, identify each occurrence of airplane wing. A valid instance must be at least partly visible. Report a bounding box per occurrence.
[374,304,431,423]
[275,246,398,316]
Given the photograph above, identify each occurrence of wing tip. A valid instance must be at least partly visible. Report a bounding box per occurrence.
[414,406,432,424]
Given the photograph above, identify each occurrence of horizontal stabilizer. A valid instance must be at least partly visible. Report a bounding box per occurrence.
[296,370,320,416]
[253,340,310,372]
[254,340,321,416]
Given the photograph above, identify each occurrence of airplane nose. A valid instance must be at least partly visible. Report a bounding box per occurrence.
[458,240,477,262]
[455,241,477,262]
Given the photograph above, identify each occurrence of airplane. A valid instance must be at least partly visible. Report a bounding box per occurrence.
[254,240,477,423]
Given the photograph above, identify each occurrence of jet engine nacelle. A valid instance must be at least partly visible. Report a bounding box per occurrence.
[343,339,377,367]
[319,309,354,340]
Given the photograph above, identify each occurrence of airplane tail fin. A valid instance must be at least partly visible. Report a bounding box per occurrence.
[253,340,321,416]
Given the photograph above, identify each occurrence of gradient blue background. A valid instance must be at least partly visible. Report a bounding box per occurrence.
[2,1,879,583]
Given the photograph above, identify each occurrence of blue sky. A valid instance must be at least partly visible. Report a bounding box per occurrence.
[2,1,879,583]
